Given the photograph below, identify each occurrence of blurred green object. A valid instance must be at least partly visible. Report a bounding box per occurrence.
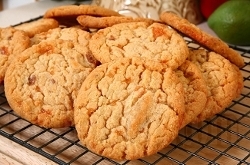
[208,0,250,46]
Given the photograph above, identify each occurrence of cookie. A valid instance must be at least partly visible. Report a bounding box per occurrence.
[44,5,121,26]
[4,39,97,128]
[70,24,89,31]
[176,60,208,129]
[76,15,157,29]
[74,57,185,160]
[0,27,30,83]
[188,49,242,123]
[89,22,189,69]
[14,18,59,37]
[160,11,245,68]
[234,65,244,97]
[44,4,121,18]
[31,27,91,47]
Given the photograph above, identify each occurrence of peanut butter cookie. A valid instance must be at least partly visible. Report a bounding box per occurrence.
[160,11,245,68]
[31,27,91,47]
[44,5,121,18]
[74,57,185,160]
[231,64,244,98]
[14,18,59,37]
[44,5,121,26]
[0,27,30,83]
[89,22,189,69]
[176,60,208,129]
[188,49,242,123]
[77,15,157,29]
[4,39,97,128]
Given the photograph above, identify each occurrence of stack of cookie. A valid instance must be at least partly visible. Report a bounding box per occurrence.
[0,4,244,161]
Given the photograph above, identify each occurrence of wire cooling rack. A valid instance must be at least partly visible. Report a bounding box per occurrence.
[0,34,250,165]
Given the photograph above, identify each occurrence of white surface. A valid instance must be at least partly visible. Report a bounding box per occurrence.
[2,0,38,10]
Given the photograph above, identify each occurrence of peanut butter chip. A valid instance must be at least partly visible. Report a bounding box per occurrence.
[28,75,36,86]
[0,46,9,55]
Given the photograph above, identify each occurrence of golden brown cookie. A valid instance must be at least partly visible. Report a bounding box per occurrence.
[89,22,189,69]
[232,64,244,98]
[14,18,59,37]
[4,39,97,128]
[44,5,121,18]
[188,49,242,123]
[160,11,245,68]
[176,60,208,129]
[0,27,30,83]
[31,27,91,47]
[44,5,121,26]
[70,24,89,31]
[76,15,157,29]
[74,57,185,160]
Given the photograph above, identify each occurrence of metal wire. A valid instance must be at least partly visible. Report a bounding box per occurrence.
[0,23,250,165]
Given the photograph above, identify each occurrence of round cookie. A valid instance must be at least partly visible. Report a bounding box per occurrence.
[44,5,121,18]
[14,18,59,37]
[175,60,208,129]
[44,4,121,26]
[0,27,30,83]
[160,11,245,68]
[89,22,189,69]
[231,64,244,98]
[31,27,91,47]
[74,57,185,160]
[4,39,97,128]
[188,49,242,123]
[76,15,158,29]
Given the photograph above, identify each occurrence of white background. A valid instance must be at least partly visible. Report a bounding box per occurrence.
[2,0,41,10]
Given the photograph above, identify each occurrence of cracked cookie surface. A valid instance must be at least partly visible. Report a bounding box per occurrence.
[31,27,91,47]
[188,49,242,123]
[14,18,59,37]
[74,57,185,160]
[89,22,189,69]
[0,27,30,83]
[176,60,208,129]
[4,39,97,128]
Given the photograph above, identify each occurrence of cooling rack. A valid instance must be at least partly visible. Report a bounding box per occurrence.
[0,28,250,165]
